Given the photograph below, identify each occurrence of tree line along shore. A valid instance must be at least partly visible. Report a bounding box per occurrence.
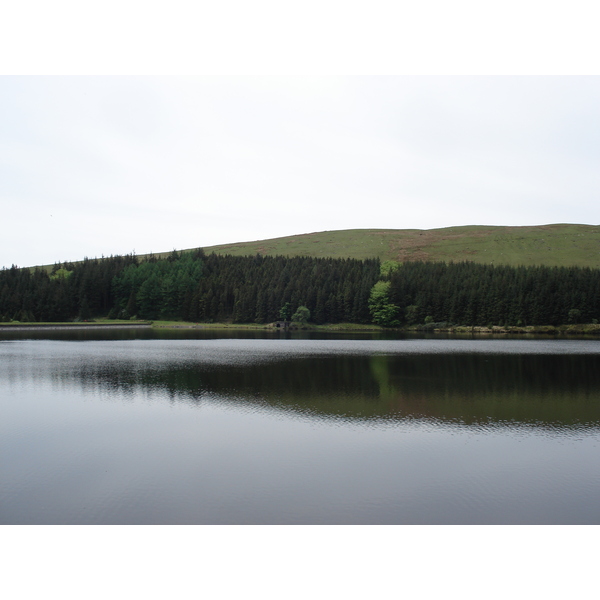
[1,250,599,330]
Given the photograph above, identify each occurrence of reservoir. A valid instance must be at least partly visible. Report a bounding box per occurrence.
[2,329,600,524]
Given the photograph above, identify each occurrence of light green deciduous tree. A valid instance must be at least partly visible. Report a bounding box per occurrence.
[368,281,399,326]
[292,305,311,323]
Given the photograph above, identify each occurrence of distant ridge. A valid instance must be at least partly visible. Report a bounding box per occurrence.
[197,224,600,268]
[32,223,600,270]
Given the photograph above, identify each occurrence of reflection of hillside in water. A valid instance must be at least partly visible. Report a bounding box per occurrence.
[66,352,600,428]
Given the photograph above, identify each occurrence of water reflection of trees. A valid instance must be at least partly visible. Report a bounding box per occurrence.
[370,354,600,426]
[66,352,600,428]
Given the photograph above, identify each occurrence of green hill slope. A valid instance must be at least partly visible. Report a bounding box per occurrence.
[33,223,600,271]
[200,224,600,268]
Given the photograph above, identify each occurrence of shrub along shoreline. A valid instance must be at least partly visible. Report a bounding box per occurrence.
[2,319,599,336]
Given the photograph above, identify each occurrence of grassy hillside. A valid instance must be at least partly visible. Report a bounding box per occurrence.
[200,224,600,268]
[33,224,600,271]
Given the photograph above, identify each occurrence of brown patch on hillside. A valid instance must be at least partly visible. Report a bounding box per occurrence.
[387,227,505,262]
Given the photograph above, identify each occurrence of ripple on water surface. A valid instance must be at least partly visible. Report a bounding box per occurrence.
[1,337,600,524]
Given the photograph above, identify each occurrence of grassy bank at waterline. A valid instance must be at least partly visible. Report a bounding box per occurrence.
[3,319,599,336]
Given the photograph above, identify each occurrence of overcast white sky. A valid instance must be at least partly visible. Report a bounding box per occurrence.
[1,3,599,269]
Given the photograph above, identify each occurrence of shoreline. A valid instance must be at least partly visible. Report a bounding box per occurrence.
[1,320,599,336]
[0,323,152,331]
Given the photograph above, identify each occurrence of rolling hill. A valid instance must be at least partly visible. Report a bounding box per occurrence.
[33,223,600,271]
[198,224,600,268]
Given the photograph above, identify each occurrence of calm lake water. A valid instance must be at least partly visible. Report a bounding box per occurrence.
[2,329,600,524]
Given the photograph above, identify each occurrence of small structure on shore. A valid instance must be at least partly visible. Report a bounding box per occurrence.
[272,320,291,330]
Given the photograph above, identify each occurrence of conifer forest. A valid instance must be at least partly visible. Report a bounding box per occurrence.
[1,250,599,327]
